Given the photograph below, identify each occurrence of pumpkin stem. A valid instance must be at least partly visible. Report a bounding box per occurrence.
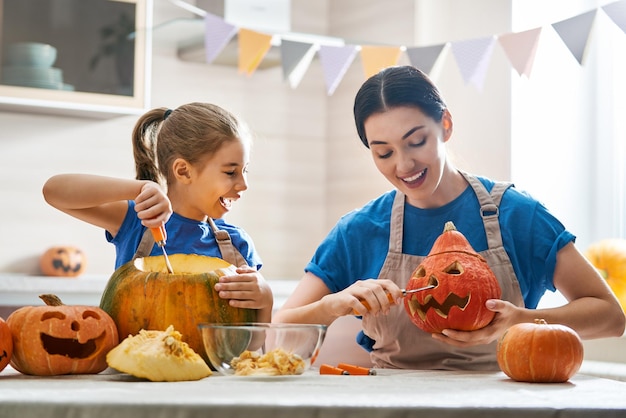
[533,318,548,325]
[39,294,64,306]
[443,221,457,233]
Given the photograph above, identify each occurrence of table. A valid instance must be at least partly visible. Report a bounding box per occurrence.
[1,365,625,418]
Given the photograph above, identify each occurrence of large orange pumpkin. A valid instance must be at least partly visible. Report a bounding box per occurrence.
[497,319,584,383]
[99,254,257,363]
[404,221,502,333]
[6,294,118,375]
[585,238,626,311]
[0,317,12,372]
[39,245,87,277]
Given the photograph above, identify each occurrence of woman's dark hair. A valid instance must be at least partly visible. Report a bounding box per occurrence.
[353,65,447,148]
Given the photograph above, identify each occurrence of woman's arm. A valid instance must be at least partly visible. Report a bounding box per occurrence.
[273,272,404,326]
[42,174,171,236]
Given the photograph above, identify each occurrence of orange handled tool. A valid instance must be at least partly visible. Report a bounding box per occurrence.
[337,363,377,376]
[352,285,435,315]
[150,225,174,274]
[319,364,349,375]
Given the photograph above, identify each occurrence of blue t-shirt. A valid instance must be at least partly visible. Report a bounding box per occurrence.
[107,200,262,270]
[306,176,574,309]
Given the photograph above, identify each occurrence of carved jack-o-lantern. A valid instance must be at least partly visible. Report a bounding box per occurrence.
[6,294,118,375]
[404,221,502,333]
[0,317,12,372]
[39,246,87,277]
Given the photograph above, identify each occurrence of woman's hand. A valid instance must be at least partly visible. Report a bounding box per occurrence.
[431,299,521,347]
[320,278,404,318]
[134,181,172,228]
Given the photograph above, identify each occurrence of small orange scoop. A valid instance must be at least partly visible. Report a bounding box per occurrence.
[150,225,174,274]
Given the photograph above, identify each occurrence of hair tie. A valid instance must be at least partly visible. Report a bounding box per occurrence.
[163,109,173,120]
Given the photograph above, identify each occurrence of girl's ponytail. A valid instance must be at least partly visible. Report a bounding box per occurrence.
[131,108,168,186]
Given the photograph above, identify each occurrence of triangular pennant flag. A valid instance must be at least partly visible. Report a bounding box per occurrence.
[280,39,316,88]
[238,28,273,76]
[360,45,403,79]
[602,0,626,34]
[405,43,446,74]
[498,27,542,78]
[450,36,497,90]
[204,12,238,63]
[318,44,359,95]
[551,10,597,65]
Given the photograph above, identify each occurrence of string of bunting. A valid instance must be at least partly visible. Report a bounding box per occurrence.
[200,0,626,95]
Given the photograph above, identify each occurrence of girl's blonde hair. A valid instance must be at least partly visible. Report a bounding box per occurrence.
[131,102,249,187]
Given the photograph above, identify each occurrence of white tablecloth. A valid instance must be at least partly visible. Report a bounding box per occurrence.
[1,365,625,418]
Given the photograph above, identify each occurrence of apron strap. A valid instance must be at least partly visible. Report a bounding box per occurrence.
[207,218,249,267]
[388,190,405,254]
[460,171,512,250]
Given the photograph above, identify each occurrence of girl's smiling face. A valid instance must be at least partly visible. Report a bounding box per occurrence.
[172,138,249,220]
[364,106,453,208]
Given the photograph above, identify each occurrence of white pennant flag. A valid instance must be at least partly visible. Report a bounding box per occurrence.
[450,36,497,91]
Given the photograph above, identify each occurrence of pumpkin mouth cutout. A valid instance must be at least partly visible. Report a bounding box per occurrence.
[40,332,107,359]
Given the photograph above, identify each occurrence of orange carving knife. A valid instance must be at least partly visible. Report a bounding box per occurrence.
[352,285,434,315]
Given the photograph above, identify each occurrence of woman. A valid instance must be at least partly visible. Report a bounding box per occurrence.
[273,66,624,370]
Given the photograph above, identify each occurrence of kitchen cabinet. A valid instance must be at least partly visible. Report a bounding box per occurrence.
[0,0,151,118]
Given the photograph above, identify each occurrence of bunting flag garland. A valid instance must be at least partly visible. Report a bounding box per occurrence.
[238,28,273,75]
[318,44,359,95]
[450,36,497,91]
[280,39,316,88]
[359,45,403,79]
[551,10,598,64]
[405,43,447,75]
[602,0,626,34]
[498,27,542,78]
[204,12,238,64]
[169,0,621,94]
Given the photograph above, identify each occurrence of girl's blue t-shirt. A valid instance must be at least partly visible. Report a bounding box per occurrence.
[305,176,574,309]
[107,200,262,270]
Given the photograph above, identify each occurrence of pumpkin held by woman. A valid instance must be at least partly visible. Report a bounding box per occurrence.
[404,221,502,333]
[6,294,118,375]
[497,319,584,383]
[99,254,257,363]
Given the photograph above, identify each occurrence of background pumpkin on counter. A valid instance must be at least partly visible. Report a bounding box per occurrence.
[6,294,118,375]
[99,254,258,364]
[0,317,12,372]
[585,238,626,311]
[39,245,87,277]
[404,221,502,333]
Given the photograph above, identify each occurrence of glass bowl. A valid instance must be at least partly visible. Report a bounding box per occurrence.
[198,322,327,376]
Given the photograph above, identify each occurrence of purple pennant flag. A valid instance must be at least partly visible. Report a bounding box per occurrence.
[405,44,447,75]
[204,12,238,64]
[602,0,626,34]
[551,10,597,65]
[450,36,497,91]
[318,44,359,96]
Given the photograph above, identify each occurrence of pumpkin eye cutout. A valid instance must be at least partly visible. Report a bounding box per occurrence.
[414,266,426,278]
[443,261,464,275]
[41,311,65,321]
[82,310,101,320]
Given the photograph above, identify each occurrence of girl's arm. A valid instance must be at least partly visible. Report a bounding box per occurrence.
[42,174,171,237]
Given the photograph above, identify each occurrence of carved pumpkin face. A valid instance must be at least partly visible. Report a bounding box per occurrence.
[39,246,87,277]
[404,221,502,333]
[0,317,12,372]
[6,294,118,375]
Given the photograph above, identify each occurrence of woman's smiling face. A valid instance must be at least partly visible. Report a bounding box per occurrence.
[364,106,452,208]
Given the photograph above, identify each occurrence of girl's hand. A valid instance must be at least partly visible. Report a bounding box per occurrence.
[431,299,521,347]
[133,181,172,228]
[321,278,404,318]
[214,266,274,312]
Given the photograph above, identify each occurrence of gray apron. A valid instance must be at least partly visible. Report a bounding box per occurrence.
[362,172,524,370]
[133,217,248,267]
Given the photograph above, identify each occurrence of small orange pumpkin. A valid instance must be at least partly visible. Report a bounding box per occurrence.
[39,246,87,277]
[0,317,12,372]
[404,221,502,333]
[497,319,584,383]
[6,294,118,375]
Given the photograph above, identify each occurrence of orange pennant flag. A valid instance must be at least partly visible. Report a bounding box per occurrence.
[360,45,403,78]
[238,28,273,76]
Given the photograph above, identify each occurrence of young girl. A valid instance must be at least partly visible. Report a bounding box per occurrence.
[273,66,625,370]
[43,102,273,322]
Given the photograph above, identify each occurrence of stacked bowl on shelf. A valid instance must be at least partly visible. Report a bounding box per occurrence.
[1,42,73,91]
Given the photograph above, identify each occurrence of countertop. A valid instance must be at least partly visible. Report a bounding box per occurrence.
[1,365,625,418]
